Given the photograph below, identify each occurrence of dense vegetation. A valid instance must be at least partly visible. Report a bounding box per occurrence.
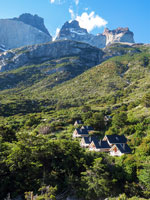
[0,44,150,199]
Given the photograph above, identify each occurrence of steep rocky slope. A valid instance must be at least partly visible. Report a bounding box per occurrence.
[0,56,98,91]
[0,44,149,117]
[0,43,145,93]
[0,43,141,101]
[0,40,106,92]
[0,40,104,72]
[34,44,150,109]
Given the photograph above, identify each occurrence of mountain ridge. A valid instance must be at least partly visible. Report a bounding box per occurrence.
[0,40,104,72]
[0,14,135,50]
[56,20,134,48]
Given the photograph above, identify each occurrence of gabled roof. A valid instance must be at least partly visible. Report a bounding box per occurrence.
[75,128,89,135]
[81,126,94,131]
[105,134,127,144]
[82,136,98,145]
[92,140,110,149]
[99,141,111,149]
[115,144,131,154]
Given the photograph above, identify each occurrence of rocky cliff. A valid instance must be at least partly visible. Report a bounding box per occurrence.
[56,20,106,48]
[56,20,88,39]
[0,17,52,49]
[103,27,135,45]
[12,13,50,36]
[56,20,134,48]
[0,40,104,72]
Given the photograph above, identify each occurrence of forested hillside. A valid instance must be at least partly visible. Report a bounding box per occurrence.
[0,43,150,200]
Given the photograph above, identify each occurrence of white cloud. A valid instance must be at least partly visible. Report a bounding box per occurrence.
[50,0,55,3]
[75,0,79,5]
[53,28,60,41]
[76,12,108,32]
[69,8,75,20]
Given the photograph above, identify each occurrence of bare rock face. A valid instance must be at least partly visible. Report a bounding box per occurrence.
[12,13,50,36]
[103,27,135,45]
[89,34,106,49]
[0,40,104,72]
[56,20,106,48]
[0,18,52,49]
[56,20,88,39]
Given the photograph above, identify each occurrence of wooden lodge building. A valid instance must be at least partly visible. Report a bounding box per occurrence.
[81,134,131,156]
[109,143,131,156]
[73,128,89,138]
[103,134,127,147]
[89,139,111,152]
[81,126,94,133]
[73,121,131,156]
[80,136,98,148]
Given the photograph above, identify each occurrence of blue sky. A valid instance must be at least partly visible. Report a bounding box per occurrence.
[0,0,149,43]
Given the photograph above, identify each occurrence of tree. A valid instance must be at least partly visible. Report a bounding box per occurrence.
[4,132,86,198]
[0,136,13,199]
[0,125,16,142]
[25,185,57,200]
[112,112,127,128]
[117,193,127,200]
[85,112,105,131]
[142,93,150,108]
[81,105,91,113]
[138,157,150,196]
[81,157,111,199]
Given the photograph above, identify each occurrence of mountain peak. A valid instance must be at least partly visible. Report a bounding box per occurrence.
[104,27,131,34]
[0,14,52,49]
[56,20,88,40]
[63,20,80,29]
[13,13,50,36]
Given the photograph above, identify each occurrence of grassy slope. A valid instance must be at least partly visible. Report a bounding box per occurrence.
[0,44,150,120]
[29,45,150,110]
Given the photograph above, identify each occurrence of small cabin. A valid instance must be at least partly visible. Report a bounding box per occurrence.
[103,134,127,147]
[81,125,94,133]
[89,139,110,152]
[73,128,89,138]
[110,143,131,157]
[80,136,98,148]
